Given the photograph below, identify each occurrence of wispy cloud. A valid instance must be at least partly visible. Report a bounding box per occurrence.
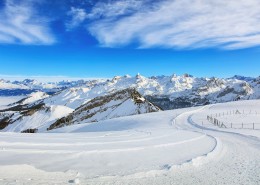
[66,0,144,30]
[88,0,145,19]
[66,7,87,30]
[88,0,260,50]
[0,0,55,45]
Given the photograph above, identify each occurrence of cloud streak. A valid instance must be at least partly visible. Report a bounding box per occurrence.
[88,0,260,50]
[88,0,145,19]
[66,7,87,30]
[0,0,55,45]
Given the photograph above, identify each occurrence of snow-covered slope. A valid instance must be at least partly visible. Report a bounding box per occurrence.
[0,88,160,132]
[0,100,259,184]
[48,88,161,130]
[1,105,74,132]
[9,91,49,106]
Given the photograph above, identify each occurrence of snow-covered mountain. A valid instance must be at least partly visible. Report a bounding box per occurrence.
[1,74,260,132]
[48,88,161,130]
[1,74,260,109]
[16,74,258,110]
[229,75,255,82]
[0,88,160,132]
[0,78,104,96]
[9,91,50,106]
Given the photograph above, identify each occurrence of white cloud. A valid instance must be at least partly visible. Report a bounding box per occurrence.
[0,0,55,45]
[66,7,87,30]
[89,0,260,50]
[66,0,144,30]
[88,0,144,19]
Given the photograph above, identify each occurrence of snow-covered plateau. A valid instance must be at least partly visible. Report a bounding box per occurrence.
[0,97,259,185]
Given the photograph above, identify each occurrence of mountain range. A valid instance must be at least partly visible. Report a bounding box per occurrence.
[0,74,260,132]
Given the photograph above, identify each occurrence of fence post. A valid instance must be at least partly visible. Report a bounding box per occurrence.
[253,123,254,130]
[231,123,232,128]
[242,123,243,129]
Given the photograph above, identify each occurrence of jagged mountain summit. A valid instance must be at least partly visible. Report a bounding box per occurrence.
[0,88,160,132]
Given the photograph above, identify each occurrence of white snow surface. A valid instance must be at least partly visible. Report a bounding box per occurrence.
[0,100,259,184]
[20,91,49,105]
[2,105,74,132]
[0,96,25,110]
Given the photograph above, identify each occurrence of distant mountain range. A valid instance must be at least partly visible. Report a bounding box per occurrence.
[0,74,260,132]
[1,74,260,110]
[0,78,101,96]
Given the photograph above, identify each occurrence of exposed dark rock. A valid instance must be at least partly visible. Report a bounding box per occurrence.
[0,116,12,130]
[21,128,38,133]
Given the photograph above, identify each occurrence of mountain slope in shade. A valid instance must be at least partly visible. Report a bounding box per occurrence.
[48,88,161,130]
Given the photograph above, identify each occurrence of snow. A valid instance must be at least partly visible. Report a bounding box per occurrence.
[189,100,260,137]
[21,91,49,105]
[0,81,28,90]
[2,105,74,132]
[0,96,25,110]
[0,100,259,184]
[6,74,255,111]
[0,89,160,132]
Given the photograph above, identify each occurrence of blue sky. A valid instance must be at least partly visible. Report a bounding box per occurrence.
[0,0,260,80]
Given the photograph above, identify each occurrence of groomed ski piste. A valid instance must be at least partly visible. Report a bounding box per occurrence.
[0,98,259,185]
